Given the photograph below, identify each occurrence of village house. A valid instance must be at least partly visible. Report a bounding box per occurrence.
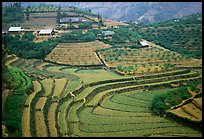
[38,29,54,36]
[59,17,82,24]
[139,40,150,47]
[8,27,25,35]
[102,30,115,37]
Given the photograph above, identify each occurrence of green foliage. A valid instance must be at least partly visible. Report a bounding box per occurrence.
[2,33,59,59]
[2,2,24,23]
[4,66,32,136]
[112,27,142,43]
[139,13,202,58]
[89,29,102,36]
[78,22,92,29]
[151,81,200,116]
[60,30,96,43]
[22,32,35,41]
[27,4,58,13]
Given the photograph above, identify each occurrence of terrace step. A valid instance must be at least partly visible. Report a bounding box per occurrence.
[48,103,58,137]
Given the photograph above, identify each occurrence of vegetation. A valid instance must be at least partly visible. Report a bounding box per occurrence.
[2,2,24,23]
[2,33,59,59]
[60,30,96,43]
[78,22,92,29]
[27,4,58,13]
[70,7,98,17]
[151,80,201,116]
[3,66,32,136]
[2,3,202,137]
[139,13,202,58]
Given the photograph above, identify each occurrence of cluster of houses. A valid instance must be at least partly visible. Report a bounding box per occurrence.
[59,17,90,24]
[5,26,149,47]
[6,27,55,36]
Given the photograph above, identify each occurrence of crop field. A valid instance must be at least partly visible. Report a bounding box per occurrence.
[3,4,202,137]
[45,41,111,65]
[21,12,57,29]
[103,18,129,27]
[168,96,202,122]
[98,42,202,75]
[19,57,202,136]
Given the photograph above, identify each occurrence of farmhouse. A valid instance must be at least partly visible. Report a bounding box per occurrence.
[38,29,54,36]
[59,17,82,24]
[102,31,115,37]
[8,27,25,34]
[139,40,149,47]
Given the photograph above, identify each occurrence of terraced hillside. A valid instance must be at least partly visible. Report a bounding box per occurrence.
[139,13,202,59]
[166,84,202,124]
[45,41,111,65]
[6,48,202,137]
[98,40,201,75]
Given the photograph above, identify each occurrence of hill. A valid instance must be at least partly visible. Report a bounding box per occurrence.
[139,13,202,59]
[2,2,202,24]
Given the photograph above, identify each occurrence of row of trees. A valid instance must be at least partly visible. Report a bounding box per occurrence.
[139,13,202,58]
[3,2,24,23]
[60,30,96,43]
[2,33,59,59]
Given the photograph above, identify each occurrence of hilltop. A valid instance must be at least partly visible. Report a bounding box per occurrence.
[2,2,202,24]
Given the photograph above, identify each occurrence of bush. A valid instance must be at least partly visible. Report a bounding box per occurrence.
[78,22,92,29]
[60,30,96,43]
[151,81,199,116]
[3,67,32,136]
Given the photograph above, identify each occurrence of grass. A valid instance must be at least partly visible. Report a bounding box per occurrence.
[58,99,73,135]
[24,80,41,106]
[22,108,32,137]
[52,78,67,97]
[10,55,201,137]
[40,79,54,97]
[64,80,81,96]
[22,80,42,137]
[74,88,201,137]
[35,111,48,137]
[35,97,47,110]
[48,103,58,137]
[62,69,125,85]
[4,66,32,136]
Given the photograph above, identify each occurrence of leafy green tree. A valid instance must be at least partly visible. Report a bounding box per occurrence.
[26,8,29,21]
[22,32,35,41]
[78,22,92,29]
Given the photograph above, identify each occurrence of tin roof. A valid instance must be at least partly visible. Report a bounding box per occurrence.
[102,31,115,36]
[8,27,25,32]
[139,41,149,46]
[59,17,82,23]
[39,29,53,35]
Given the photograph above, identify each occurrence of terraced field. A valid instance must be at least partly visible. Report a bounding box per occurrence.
[7,54,201,137]
[45,41,111,65]
[98,42,202,75]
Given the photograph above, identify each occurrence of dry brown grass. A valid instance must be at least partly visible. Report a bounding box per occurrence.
[103,18,129,27]
[52,78,67,97]
[24,80,42,106]
[40,79,54,97]
[22,108,32,137]
[35,97,47,110]
[35,111,48,137]
[182,103,202,120]
[48,103,58,137]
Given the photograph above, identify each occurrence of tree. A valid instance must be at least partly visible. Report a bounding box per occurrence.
[57,7,62,24]
[78,22,92,29]
[26,8,29,21]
